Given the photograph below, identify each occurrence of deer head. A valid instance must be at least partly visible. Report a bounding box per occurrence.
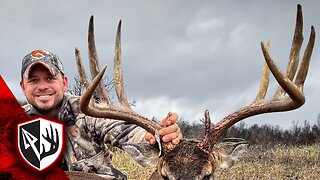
[75,4,315,180]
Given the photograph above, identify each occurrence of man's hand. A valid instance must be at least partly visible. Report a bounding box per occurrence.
[145,112,182,145]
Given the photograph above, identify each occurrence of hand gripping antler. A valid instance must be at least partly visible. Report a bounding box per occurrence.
[76,16,175,153]
[198,4,315,152]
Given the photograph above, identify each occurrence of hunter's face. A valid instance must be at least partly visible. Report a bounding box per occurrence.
[20,64,68,111]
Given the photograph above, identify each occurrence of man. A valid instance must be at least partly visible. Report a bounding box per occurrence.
[20,49,182,179]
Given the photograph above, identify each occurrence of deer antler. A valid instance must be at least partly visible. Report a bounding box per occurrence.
[76,16,175,153]
[40,124,59,160]
[198,4,315,152]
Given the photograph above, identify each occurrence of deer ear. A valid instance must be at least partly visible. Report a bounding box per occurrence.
[122,143,160,168]
[212,138,248,169]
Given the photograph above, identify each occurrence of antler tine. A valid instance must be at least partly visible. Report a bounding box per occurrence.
[274,4,303,97]
[198,110,211,152]
[114,20,131,108]
[294,26,315,87]
[286,4,304,80]
[254,41,270,102]
[88,15,111,103]
[198,4,315,151]
[75,48,89,89]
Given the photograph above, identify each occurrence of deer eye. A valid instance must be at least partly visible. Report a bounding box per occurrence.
[202,174,212,180]
[162,176,169,180]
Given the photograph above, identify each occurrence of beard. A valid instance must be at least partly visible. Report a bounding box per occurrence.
[28,93,64,117]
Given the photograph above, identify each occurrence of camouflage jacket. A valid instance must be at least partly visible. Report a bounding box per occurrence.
[23,93,147,179]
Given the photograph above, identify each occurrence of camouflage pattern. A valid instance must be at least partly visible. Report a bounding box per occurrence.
[23,93,147,179]
[21,50,65,80]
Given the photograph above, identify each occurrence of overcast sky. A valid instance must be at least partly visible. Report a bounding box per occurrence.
[1,0,319,129]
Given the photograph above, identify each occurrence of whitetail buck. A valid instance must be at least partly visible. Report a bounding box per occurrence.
[70,4,315,180]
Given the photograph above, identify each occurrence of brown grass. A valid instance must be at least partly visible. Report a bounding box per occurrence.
[112,144,320,180]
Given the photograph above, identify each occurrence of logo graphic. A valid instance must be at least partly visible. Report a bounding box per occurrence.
[18,118,63,171]
[31,50,48,59]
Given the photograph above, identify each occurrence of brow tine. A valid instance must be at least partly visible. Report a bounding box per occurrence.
[79,65,107,112]
[75,48,89,89]
[255,42,270,102]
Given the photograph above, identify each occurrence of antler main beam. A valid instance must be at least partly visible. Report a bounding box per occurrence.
[199,4,315,151]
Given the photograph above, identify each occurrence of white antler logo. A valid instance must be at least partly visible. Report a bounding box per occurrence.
[18,118,64,171]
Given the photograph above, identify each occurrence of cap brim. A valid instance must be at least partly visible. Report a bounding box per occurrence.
[23,61,57,79]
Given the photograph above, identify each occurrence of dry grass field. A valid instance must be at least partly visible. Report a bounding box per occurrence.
[112,144,320,180]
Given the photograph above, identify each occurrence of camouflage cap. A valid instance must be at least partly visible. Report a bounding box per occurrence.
[21,50,64,79]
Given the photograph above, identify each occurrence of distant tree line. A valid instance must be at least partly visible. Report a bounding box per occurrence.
[177,115,320,147]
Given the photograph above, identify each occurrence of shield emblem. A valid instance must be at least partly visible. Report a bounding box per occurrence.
[18,118,64,171]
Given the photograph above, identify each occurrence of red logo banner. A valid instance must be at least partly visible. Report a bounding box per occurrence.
[0,76,68,179]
